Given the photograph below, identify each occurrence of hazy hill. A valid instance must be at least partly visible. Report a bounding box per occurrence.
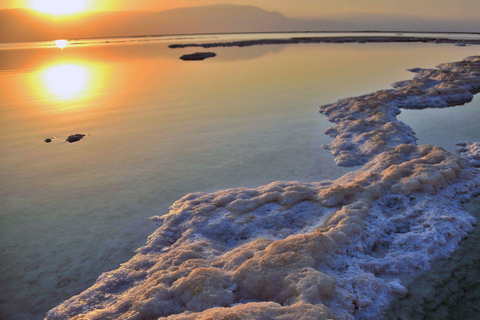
[332,12,480,32]
[0,9,56,42]
[0,4,478,43]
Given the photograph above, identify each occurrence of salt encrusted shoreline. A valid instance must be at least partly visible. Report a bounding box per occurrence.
[168,36,480,49]
[47,56,480,320]
[384,194,480,319]
[320,56,480,167]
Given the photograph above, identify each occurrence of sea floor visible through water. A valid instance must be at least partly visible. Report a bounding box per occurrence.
[398,95,480,154]
[384,194,480,320]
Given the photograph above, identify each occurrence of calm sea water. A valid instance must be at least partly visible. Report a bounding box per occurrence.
[0,35,478,319]
[398,95,480,153]
[1,32,480,51]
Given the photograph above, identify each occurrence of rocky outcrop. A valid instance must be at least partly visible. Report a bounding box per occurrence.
[66,133,86,143]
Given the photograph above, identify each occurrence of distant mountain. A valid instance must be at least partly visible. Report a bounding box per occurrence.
[0,4,478,43]
[0,9,55,42]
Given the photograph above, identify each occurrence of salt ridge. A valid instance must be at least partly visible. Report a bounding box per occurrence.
[320,56,480,167]
[168,36,480,49]
[47,56,480,320]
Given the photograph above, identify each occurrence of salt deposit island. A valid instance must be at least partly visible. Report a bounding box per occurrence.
[47,56,480,319]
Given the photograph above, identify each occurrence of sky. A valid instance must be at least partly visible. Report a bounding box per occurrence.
[1,0,479,20]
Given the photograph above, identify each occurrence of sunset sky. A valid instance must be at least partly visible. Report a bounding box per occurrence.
[1,0,479,20]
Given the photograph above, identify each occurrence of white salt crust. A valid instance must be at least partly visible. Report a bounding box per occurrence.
[47,56,480,320]
[457,141,480,167]
[320,56,480,167]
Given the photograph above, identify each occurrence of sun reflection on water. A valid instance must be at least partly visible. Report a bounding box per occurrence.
[26,60,109,112]
[54,40,68,49]
[41,64,88,99]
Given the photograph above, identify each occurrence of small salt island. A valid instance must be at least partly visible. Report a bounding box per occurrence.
[179,52,217,61]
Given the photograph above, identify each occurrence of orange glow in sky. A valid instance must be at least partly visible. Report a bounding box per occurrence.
[30,0,88,15]
[0,0,471,20]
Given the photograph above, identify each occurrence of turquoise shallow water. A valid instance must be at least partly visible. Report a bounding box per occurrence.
[0,35,479,319]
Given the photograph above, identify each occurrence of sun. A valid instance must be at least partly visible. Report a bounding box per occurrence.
[30,0,87,15]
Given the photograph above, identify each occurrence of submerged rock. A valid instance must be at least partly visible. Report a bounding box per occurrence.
[66,134,86,143]
[180,52,216,61]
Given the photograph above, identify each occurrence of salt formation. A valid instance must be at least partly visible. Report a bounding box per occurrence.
[320,56,480,167]
[457,141,480,167]
[384,195,480,319]
[179,52,216,61]
[168,36,480,49]
[47,56,480,320]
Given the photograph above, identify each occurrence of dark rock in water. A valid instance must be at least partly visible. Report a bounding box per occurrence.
[66,134,86,143]
[408,68,423,73]
[44,137,55,143]
[180,52,216,61]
